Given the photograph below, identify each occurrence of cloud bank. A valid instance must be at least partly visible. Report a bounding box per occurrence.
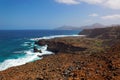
[101,14,120,20]
[55,0,120,10]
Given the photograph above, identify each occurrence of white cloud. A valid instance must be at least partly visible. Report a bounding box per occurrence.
[55,0,80,5]
[80,0,104,4]
[55,0,120,10]
[101,14,120,20]
[89,13,99,17]
[104,0,120,10]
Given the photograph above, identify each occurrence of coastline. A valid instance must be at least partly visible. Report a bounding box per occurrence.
[0,26,120,80]
[0,36,120,80]
[0,34,81,71]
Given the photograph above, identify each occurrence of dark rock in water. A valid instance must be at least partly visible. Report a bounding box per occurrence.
[33,46,38,52]
[33,46,42,53]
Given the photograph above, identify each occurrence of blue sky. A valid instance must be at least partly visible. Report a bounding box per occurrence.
[0,0,120,29]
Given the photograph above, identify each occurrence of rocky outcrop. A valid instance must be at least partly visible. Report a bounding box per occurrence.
[79,26,120,39]
[33,46,42,53]
[36,38,87,53]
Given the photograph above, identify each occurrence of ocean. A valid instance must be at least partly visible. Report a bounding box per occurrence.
[0,30,80,71]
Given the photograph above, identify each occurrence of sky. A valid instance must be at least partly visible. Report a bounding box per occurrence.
[0,0,120,29]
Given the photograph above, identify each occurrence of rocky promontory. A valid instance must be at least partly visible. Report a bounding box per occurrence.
[35,37,89,53]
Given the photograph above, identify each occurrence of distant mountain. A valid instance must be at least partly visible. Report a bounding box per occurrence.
[54,26,79,30]
[55,23,105,30]
[80,23,105,29]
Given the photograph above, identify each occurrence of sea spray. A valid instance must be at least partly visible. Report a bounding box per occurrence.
[0,45,53,71]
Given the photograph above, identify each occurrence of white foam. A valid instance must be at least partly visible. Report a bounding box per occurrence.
[0,53,40,71]
[0,45,53,71]
[25,45,53,56]
[0,34,84,71]
[30,34,85,41]
[21,42,34,47]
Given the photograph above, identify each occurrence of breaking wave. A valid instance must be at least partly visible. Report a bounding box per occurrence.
[0,34,83,71]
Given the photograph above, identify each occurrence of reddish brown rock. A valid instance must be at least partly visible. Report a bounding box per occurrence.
[0,36,120,80]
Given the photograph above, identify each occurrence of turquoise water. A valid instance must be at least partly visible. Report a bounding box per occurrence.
[0,30,80,71]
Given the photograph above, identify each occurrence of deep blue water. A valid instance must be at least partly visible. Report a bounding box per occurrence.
[0,30,80,71]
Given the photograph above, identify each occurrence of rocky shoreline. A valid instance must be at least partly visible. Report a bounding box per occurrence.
[0,26,120,80]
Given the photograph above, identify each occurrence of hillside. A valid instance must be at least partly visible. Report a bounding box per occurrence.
[80,23,105,29]
[79,26,120,39]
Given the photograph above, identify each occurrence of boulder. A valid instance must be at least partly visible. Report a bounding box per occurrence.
[33,46,42,53]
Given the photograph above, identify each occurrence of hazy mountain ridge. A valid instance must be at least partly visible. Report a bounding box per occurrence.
[55,23,110,30]
[54,26,79,30]
[80,23,105,29]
